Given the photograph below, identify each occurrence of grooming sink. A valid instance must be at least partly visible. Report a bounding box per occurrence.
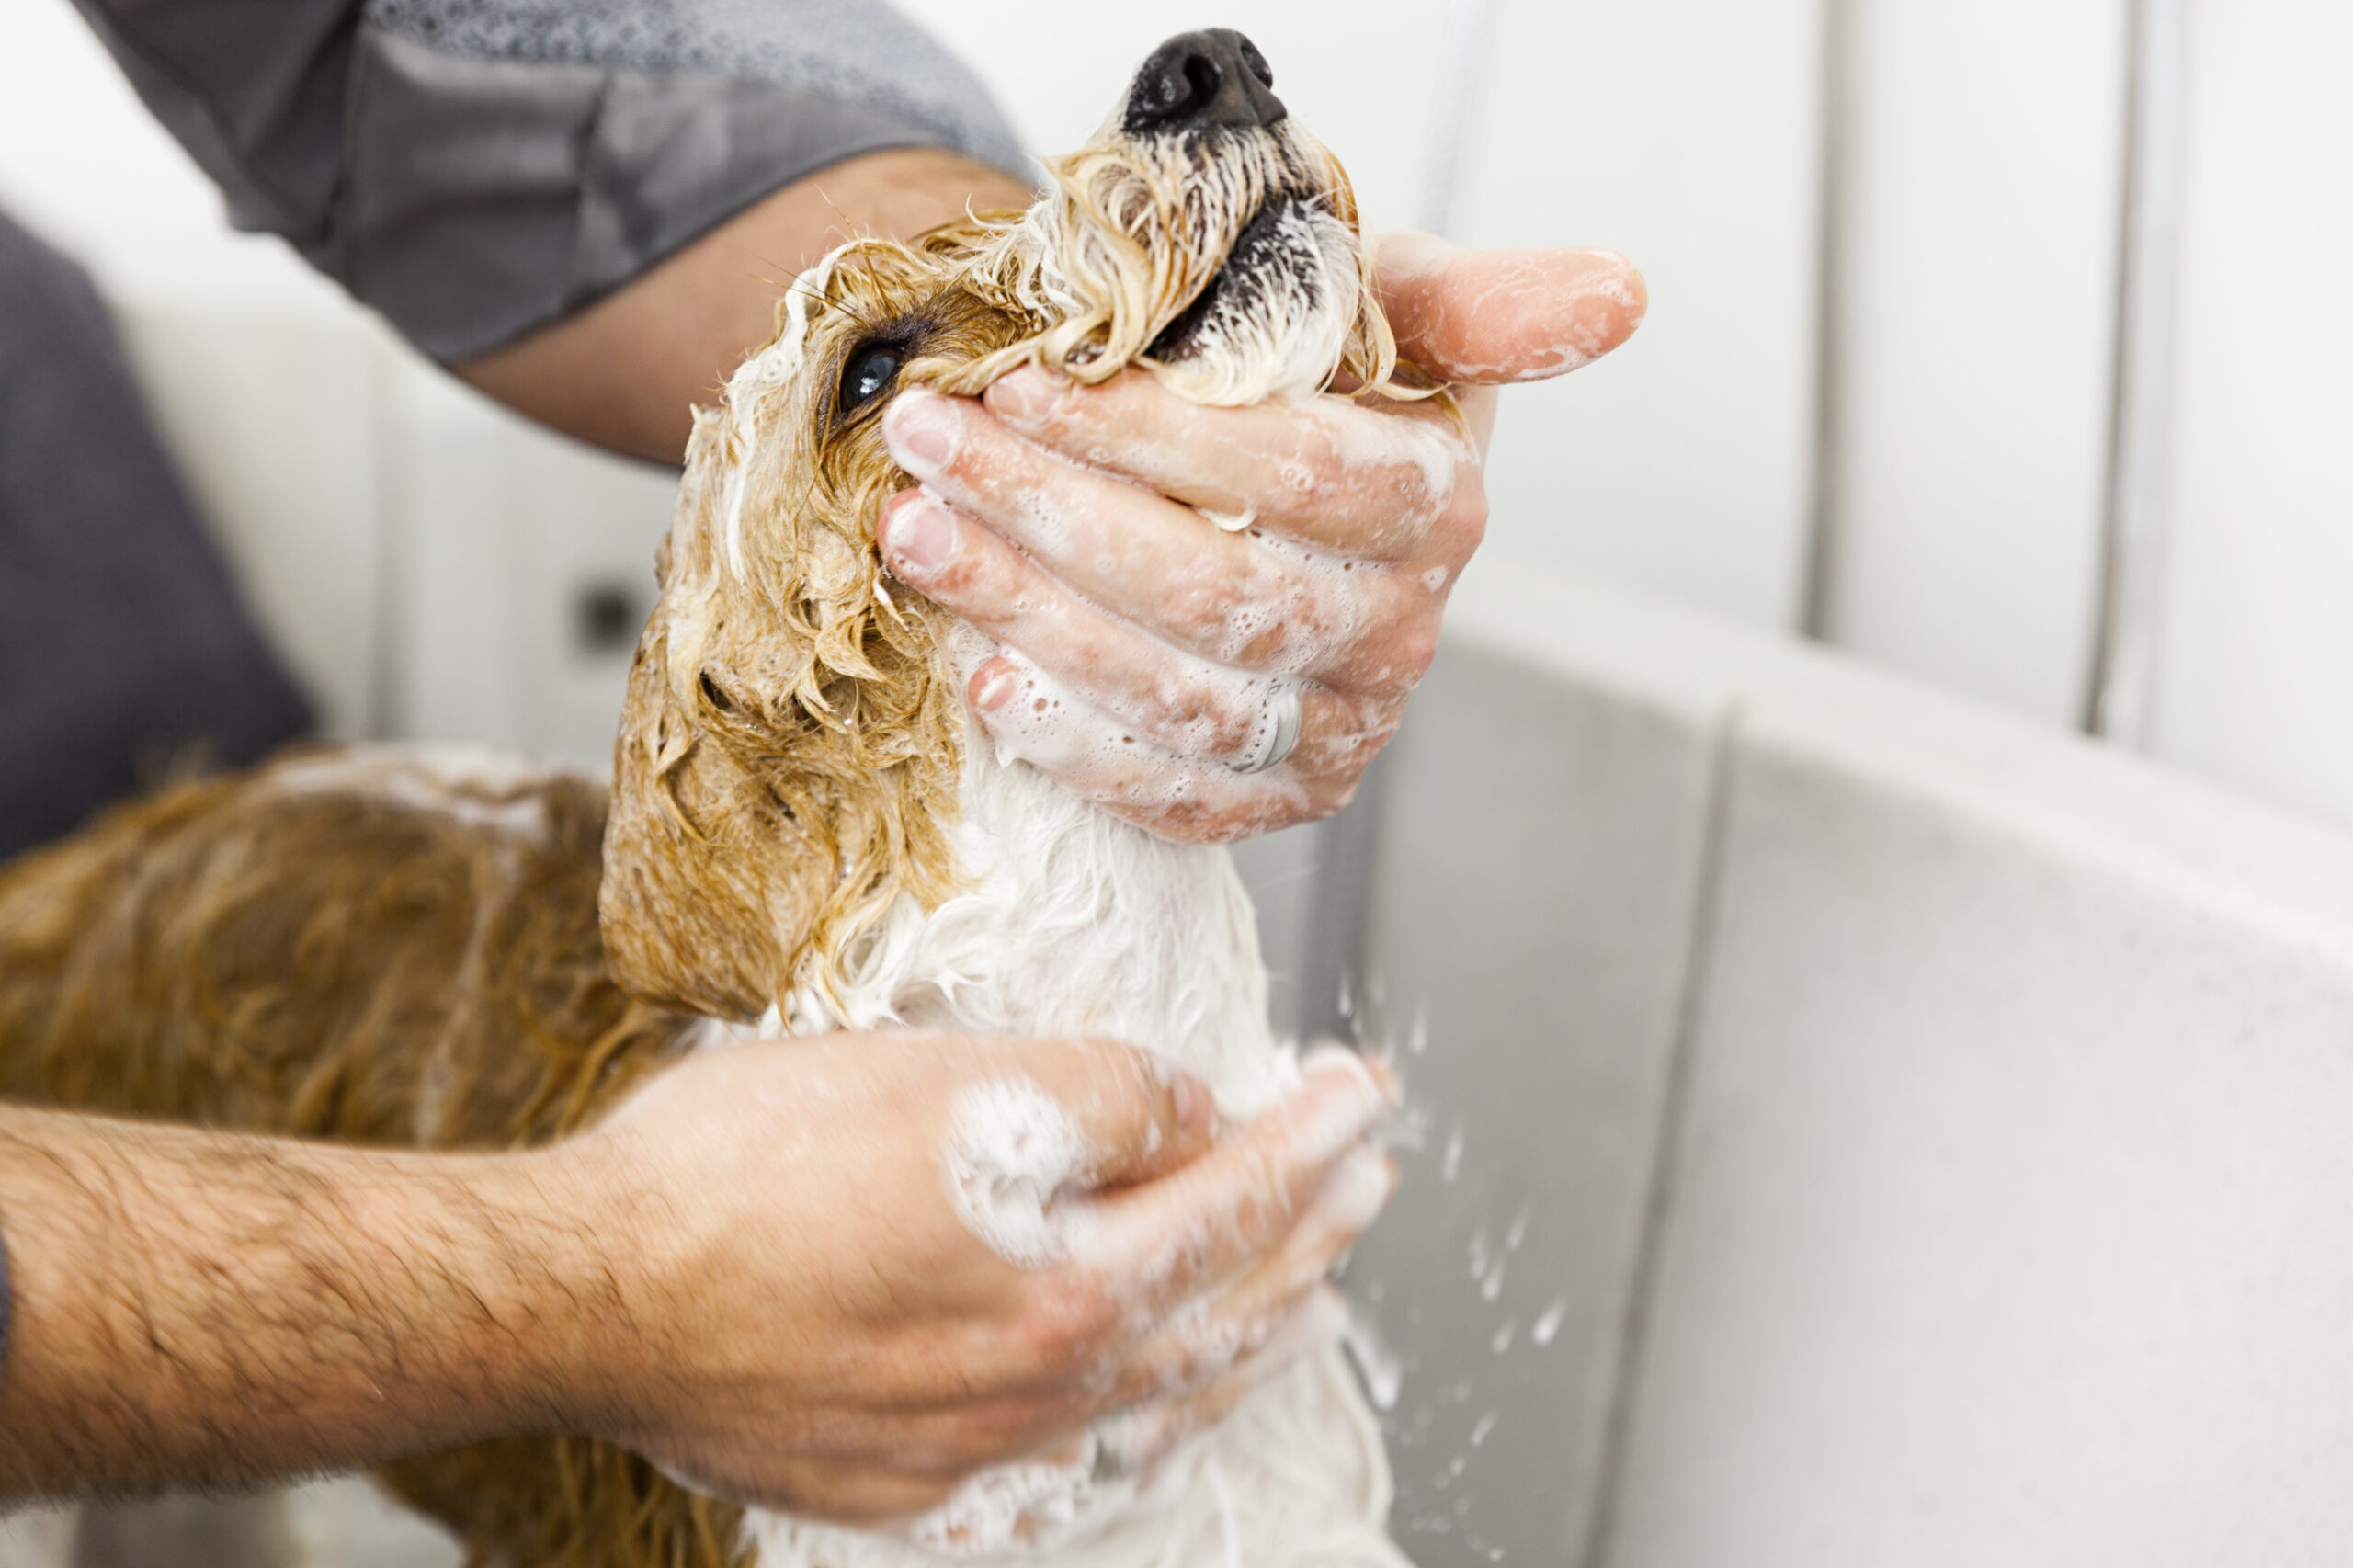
[23,563,2353,1568]
[1236,563,2353,1566]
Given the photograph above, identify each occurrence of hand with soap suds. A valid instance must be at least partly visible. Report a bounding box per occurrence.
[877,234,1646,842]
[552,1032,1396,1526]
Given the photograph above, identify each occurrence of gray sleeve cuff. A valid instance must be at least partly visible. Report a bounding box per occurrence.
[72,0,1032,362]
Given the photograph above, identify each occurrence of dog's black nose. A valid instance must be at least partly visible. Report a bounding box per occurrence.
[1122,29,1286,133]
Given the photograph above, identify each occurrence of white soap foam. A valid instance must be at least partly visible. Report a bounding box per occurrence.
[940,1076,1096,1268]
[901,1443,1111,1559]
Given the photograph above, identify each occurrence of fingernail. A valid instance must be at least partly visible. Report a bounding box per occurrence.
[1313,1145,1396,1233]
[987,368,1055,424]
[883,388,961,476]
[1291,1051,1389,1161]
[1303,1045,1387,1115]
[971,660,1019,712]
[1302,1043,1403,1112]
[883,494,959,575]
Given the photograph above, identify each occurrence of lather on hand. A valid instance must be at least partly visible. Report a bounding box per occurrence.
[876,233,1647,843]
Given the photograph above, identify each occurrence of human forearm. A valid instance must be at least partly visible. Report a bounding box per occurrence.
[455,148,1036,465]
[0,1106,595,1499]
[0,1033,1397,1521]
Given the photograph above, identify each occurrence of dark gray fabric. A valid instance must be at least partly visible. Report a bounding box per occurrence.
[365,0,1026,168]
[0,210,313,860]
[72,0,1029,360]
[340,29,1006,357]
[68,0,358,252]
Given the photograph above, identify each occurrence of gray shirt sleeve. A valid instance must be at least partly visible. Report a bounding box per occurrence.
[72,0,1029,361]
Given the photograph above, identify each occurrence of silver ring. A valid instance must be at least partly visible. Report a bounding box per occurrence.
[1237,681,1303,774]
[1087,1427,1123,1485]
[1086,1410,1141,1484]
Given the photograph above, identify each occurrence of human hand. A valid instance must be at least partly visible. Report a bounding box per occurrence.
[875,233,1646,843]
[541,1033,1397,1525]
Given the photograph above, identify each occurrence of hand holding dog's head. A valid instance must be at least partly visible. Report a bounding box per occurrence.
[601,30,1406,1019]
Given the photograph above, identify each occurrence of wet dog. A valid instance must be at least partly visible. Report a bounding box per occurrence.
[0,28,1424,1568]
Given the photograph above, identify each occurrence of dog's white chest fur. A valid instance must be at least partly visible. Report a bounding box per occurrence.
[730,741,1404,1565]
[792,728,1290,1109]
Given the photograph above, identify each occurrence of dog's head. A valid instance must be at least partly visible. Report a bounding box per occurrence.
[602,30,1406,1019]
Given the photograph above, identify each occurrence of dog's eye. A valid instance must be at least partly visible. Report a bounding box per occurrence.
[840,345,904,415]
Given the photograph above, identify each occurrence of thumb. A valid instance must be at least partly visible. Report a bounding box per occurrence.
[1374,232,1648,386]
[1017,1038,1216,1190]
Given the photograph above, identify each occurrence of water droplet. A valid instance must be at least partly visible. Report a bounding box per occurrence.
[1491,1320,1517,1355]
[1531,1296,1569,1346]
[1342,1303,1404,1410]
[1440,1123,1466,1183]
[1505,1200,1531,1251]
[1469,1411,1500,1447]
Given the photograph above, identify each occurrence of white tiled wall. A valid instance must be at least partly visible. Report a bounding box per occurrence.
[1461,0,1827,631]
[108,293,395,739]
[381,366,677,773]
[1813,0,2128,726]
[2146,4,2353,825]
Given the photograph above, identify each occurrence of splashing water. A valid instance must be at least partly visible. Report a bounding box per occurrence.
[1530,1297,1569,1347]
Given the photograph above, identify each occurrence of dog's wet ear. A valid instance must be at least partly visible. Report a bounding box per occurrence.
[602,636,814,1020]
[600,424,823,1019]
[600,386,969,1023]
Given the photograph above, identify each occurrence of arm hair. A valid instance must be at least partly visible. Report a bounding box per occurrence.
[0,1106,615,1499]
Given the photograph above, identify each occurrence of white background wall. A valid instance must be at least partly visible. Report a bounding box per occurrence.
[1814,0,2127,728]
[2,1,2351,833]
[2150,5,2353,826]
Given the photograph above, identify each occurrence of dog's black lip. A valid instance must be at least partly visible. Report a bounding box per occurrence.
[1145,194,1299,361]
